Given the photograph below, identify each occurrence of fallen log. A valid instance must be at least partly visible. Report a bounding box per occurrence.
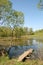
[18,49,33,62]
[0,48,7,56]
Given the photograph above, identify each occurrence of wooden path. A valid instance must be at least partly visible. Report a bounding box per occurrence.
[18,49,33,62]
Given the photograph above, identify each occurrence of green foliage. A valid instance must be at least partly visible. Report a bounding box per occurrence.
[0,0,24,41]
[34,29,43,34]
[34,29,43,40]
[0,0,24,27]
[0,26,34,37]
[0,0,12,20]
[14,27,24,38]
[28,28,34,35]
[5,10,24,28]
[38,0,43,9]
[0,26,12,37]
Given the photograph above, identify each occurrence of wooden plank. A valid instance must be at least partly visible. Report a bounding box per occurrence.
[18,49,33,62]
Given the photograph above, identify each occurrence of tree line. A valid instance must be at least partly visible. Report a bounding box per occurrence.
[0,26,34,37]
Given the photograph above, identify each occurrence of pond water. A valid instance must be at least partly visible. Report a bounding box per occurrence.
[0,39,43,60]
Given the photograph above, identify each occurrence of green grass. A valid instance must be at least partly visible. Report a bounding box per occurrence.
[0,56,43,65]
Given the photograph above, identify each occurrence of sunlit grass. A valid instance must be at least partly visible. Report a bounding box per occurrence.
[0,56,43,65]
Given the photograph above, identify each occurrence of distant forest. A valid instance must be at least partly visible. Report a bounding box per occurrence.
[0,26,43,38]
[0,26,34,37]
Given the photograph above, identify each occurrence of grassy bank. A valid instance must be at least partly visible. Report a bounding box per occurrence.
[0,56,43,65]
[34,30,43,39]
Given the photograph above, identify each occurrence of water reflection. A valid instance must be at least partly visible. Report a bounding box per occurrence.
[0,39,43,60]
[0,39,34,46]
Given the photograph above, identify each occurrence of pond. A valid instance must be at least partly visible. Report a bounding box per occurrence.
[0,39,43,60]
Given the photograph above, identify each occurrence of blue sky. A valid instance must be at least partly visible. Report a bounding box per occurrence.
[10,0,43,31]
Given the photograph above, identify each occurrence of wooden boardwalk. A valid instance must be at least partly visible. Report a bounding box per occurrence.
[18,49,33,62]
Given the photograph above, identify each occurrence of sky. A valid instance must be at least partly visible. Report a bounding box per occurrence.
[10,0,43,31]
